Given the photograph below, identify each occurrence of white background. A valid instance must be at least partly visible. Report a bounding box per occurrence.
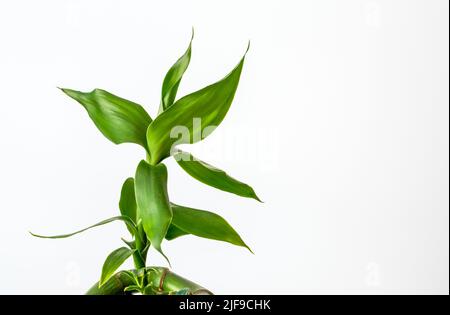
[0,0,448,294]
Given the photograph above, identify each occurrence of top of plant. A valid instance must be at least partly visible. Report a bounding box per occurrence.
[32,31,260,292]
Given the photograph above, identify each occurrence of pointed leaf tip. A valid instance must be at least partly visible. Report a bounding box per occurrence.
[119,177,137,234]
[252,192,263,203]
[159,32,194,112]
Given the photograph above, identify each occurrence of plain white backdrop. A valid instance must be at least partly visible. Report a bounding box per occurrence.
[0,0,448,294]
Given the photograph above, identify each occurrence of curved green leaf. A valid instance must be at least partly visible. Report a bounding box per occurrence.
[172,288,191,295]
[146,44,249,165]
[100,247,135,287]
[159,30,194,113]
[119,178,137,234]
[29,216,136,239]
[143,285,157,295]
[174,151,261,201]
[134,160,172,261]
[166,204,252,252]
[60,88,152,149]
[124,285,142,293]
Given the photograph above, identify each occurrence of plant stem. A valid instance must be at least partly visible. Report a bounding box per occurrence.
[86,267,212,295]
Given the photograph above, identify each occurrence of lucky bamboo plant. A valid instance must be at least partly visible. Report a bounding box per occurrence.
[31,32,260,295]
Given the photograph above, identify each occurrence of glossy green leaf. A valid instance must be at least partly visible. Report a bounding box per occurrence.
[134,160,172,261]
[124,285,141,293]
[159,30,194,113]
[119,178,137,234]
[174,150,261,201]
[60,88,152,149]
[146,44,249,165]
[30,216,136,239]
[166,204,251,252]
[100,247,135,287]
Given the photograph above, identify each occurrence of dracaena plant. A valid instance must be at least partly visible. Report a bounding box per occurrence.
[31,32,260,295]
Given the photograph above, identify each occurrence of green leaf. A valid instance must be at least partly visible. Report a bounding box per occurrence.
[30,216,136,239]
[119,178,137,234]
[146,44,249,165]
[166,224,187,240]
[166,204,252,252]
[60,88,152,149]
[124,285,141,293]
[159,29,194,113]
[174,150,261,201]
[121,270,139,284]
[100,247,135,287]
[134,160,172,262]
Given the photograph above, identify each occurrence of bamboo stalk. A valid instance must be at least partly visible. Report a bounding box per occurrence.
[86,267,212,295]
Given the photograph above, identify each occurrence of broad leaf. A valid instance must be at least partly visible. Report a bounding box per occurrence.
[100,247,135,287]
[60,88,152,149]
[166,204,251,252]
[119,178,137,234]
[159,30,194,113]
[174,151,261,201]
[146,44,249,164]
[134,160,172,261]
[30,216,136,239]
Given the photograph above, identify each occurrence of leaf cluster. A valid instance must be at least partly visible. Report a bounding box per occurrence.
[31,31,260,289]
